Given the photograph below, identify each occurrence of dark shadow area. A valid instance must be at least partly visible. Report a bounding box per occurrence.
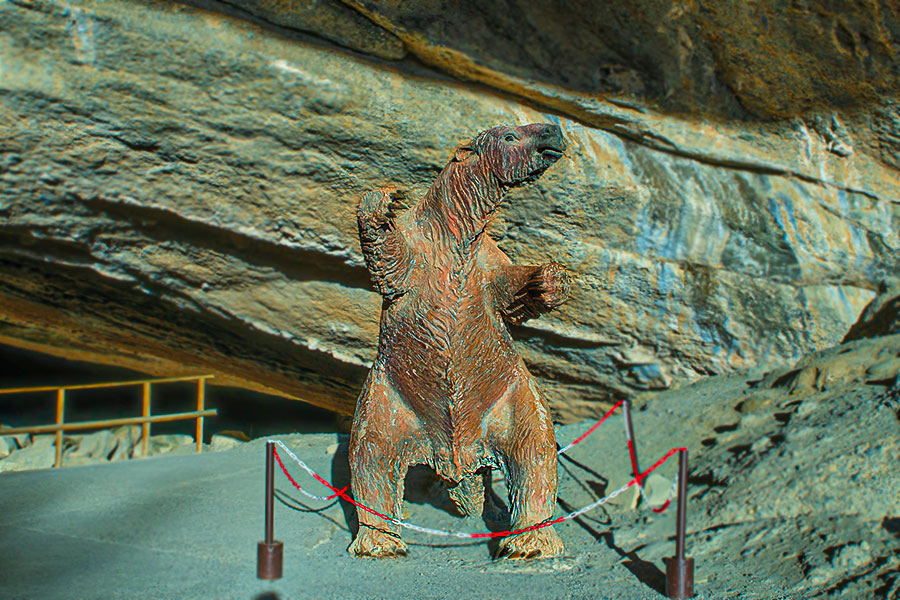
[555,449,666,595]
[402,465,463,515]
[329,434,356,544]
[0,344,341,439]
[253,593,281,600]
[883,517,900,537]
[558,458,610,518]
[273,489,349,533]
[560,451,611,488]
[509,322,618,349]
[329,443,503,552]
[557,495,666,596]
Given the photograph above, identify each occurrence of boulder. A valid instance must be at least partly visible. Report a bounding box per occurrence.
[65,429,119,461]
[209,434,245,452]
[843,278,900,342]
[0,431,33,451]
[143,434,194,457]
[0,435,56,472]
[0,434,15,459]
[108,426,142,462]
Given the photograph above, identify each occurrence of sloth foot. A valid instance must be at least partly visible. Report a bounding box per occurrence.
[494,527,564,560]
[348,527,408,558]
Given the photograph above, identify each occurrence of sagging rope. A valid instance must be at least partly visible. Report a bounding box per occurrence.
[270,400,683,538]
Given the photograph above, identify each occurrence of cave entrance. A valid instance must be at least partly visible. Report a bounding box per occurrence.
[0,344,342,442]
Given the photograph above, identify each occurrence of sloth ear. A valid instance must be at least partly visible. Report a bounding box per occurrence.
[452,145,475,162]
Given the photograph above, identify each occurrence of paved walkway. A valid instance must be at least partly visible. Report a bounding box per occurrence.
[1,433,675,600]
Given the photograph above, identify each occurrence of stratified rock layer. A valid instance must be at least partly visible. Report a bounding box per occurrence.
[1,0,898,421]
[340,0,900,119]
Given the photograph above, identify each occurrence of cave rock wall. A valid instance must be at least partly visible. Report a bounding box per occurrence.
[1,0,898,420]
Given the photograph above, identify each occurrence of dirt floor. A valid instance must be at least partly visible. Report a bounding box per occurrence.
[1,335,898,599]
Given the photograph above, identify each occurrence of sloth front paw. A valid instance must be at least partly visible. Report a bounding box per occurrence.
[358,187,406,236]
[503,262,571,325]
[348,527,408,558]
[532,262,570,309]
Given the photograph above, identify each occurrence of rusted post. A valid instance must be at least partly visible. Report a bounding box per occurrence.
[257,441,283,579]
[141,382,151,457]
[195,378,206,453]
[54,388,65,468]
[665,449,694,599]
[622,399,642,487]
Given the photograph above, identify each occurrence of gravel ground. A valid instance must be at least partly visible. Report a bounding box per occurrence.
[1,335,898,599]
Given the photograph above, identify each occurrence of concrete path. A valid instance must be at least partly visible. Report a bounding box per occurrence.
[0,432,684,600]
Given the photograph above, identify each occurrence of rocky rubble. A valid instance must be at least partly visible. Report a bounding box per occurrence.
[599,334,900,598]
[0,427,247,472]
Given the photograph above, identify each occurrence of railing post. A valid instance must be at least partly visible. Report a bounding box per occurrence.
[665,449,694,599]
[195,378,206,453]
[257,441,283,580]
[141,382,151,457]
[622,399,642,493]
[54,389,65,468]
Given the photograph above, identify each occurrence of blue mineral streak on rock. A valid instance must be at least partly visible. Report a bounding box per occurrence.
[779,193,798,231]
[767,195,795,249]
[836,286,852,310]
[657,262,677,297]
[837,189,849,214]
[633,204,655,256]
[608,133,635,173]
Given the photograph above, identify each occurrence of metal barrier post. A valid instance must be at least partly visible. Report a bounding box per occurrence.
[257,441,283,580]
[195,378,206,453]
[141,382,151,457]
[665,449,694,599]
[54,389,65,468]
[622,399,642,491]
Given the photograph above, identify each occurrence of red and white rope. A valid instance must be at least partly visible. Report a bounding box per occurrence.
[497,400,677,513]
[556,399,625,455]
[272,440,349,502]
[271,400,685,539]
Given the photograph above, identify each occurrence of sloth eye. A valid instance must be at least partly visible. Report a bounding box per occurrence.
[503,133,518,143]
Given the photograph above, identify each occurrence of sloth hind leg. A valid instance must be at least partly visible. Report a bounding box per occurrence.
[348,370,418,558]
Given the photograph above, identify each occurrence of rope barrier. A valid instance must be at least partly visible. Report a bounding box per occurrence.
[495,399,677,512]
[272,442,349,502]
[270,401,685,539]
[556,399,625,455]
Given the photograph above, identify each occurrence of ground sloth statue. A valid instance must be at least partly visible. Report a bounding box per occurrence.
[350,123,571,559]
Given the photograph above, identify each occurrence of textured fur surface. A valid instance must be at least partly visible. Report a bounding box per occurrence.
[351,123,570,559]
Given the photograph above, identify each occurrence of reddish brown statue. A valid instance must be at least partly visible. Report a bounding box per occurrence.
[351,123,571,559]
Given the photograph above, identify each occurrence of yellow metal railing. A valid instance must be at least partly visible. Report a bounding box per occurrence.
[0,375,216,467]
